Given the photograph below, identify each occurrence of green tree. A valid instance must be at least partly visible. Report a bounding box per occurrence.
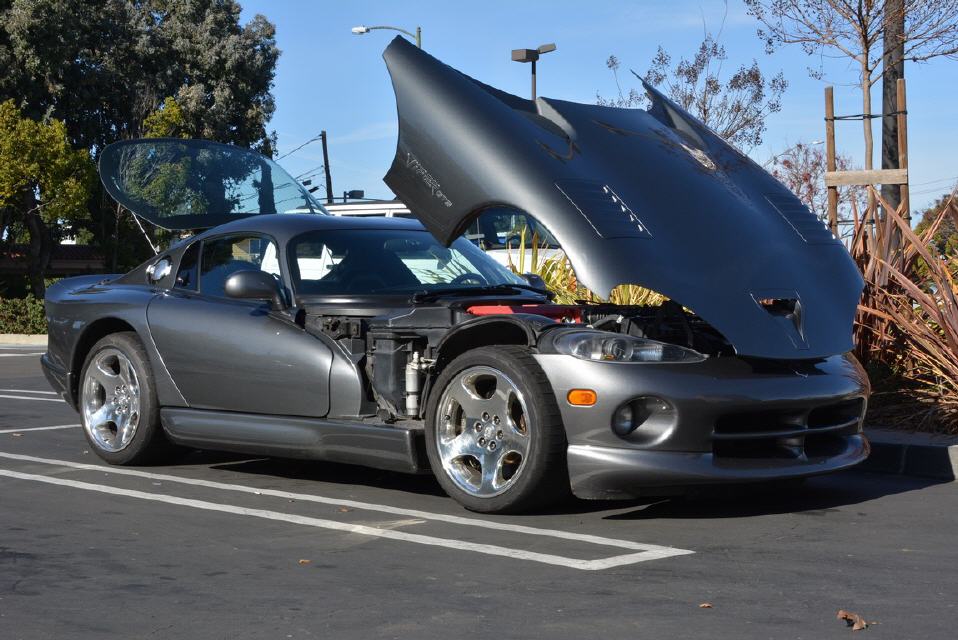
[0,100,95,296]
[0,0,280,272]
[915,193,958,258]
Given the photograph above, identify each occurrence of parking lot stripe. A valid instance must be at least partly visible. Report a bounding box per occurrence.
[0,424,80,435]
[0,450,693,557]
[0,467,693,570]
[0,394,63,403]
[0,389,59,395]
[0,353,43,357]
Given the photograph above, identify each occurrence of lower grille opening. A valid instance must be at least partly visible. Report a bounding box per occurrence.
[712,397,865,460]
[808,398,865,429]
[713,439,803,460]
[714,410,803,436]
[804,433,848,458]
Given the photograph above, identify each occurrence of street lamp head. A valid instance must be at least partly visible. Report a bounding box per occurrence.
[351,25,370,35]
[511,48,538,63]
[537,43,557,54]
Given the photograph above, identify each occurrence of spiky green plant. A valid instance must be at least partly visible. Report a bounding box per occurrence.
[504,225,665,306]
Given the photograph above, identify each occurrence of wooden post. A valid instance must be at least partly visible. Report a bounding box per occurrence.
[824,86,839,237]
[896,78,910,223]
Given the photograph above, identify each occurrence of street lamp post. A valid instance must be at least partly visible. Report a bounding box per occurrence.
[351,24,421,48]
[511,43,556,100]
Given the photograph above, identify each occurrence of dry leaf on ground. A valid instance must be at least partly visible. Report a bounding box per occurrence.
[837,609,869,631]
[698,603,713,609]
[298,559,311,565]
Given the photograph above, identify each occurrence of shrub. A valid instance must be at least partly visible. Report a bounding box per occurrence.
[0,295,47,334]
[851,187,958,432]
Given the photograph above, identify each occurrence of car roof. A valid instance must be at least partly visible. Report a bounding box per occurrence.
[194,213,427,243]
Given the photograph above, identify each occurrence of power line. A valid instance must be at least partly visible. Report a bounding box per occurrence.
[295,163,325,180]
[910,174,958,188]
[277,132,324,161]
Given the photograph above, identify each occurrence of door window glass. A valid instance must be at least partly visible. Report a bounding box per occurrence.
[200,235,279,298]
[175,242,200,290]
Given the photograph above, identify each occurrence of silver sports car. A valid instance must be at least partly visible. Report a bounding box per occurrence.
[41,38,869,513]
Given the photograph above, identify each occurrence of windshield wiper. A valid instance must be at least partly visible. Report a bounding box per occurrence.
[412,283,552,303]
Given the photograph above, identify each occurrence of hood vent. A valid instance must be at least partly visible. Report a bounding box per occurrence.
[765,193,835,245]
[555,179,652,240]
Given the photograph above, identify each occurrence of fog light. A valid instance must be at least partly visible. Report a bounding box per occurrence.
[611,404,635,436]
[611,396,673,437]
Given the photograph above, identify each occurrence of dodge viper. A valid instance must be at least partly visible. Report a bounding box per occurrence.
[41,38,869,513]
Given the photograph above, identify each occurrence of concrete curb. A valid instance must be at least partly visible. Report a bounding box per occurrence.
[862,427,958,481]
[0,334,47,346]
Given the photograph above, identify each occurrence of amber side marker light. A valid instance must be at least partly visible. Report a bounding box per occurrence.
[567,389,597,406]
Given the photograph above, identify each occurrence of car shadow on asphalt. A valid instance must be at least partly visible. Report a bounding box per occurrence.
[202,455,450,498]
[176,451,947,520]
[602,470,950,520]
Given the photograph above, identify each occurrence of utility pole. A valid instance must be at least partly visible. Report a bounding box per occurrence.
[881,0,906,224]
[320,130,333,205]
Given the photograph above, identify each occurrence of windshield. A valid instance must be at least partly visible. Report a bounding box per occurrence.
[288,229,527,296]
[99,138,327,230]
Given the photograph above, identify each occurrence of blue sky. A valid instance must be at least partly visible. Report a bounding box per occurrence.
[240,0,957,212]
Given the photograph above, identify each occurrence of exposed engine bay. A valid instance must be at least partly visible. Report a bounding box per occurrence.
[304,297,733,423]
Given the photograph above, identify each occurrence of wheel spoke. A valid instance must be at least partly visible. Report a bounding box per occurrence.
[118,357,133,386]
[445,431,482,460]
[478,449,505,494]
[88,403,115,429]
[114,413,134,447]
[454,379,491,422]
[93,362,119,391]
[498,429,528,457]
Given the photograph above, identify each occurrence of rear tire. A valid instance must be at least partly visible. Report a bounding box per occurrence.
[425,346,569,513]
[79,332,177,465]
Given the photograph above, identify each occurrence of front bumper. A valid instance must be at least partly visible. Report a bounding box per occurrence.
[567,436,869,499]
[40,352,75,407]
[533,352,871,500]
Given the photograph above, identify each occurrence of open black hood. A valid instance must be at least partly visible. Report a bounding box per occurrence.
[382,37,863,360]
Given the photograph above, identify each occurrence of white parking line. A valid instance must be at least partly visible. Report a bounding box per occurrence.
[0,389,59,395]
[0,451,694,568]
[0,353,43,357]
[0,394,63,403]
[0,424,80,435]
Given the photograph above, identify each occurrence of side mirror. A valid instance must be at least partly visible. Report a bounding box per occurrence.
[521,272,548,291]
[147,256,173,285]
[224,270,287,310]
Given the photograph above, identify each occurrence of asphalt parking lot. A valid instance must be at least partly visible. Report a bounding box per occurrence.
[1,345,956,639]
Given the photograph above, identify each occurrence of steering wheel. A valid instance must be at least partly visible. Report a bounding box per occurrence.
[449,273,486,286]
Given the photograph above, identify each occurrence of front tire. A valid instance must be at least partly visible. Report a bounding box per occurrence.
[425,346,569,513]
[79,332,175,465]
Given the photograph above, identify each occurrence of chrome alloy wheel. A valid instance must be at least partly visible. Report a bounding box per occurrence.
[435,366,531,498]
[81,348,141,452]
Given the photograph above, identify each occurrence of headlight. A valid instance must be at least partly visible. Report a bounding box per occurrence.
[553,330,705,363]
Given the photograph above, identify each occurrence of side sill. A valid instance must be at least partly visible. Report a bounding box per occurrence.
[161,408,427,474]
